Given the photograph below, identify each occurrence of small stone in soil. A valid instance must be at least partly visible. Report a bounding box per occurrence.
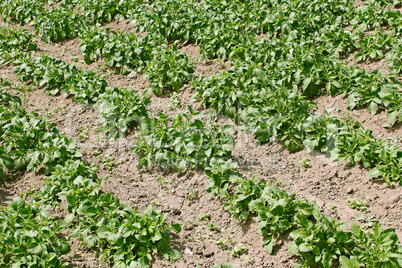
[184,247,193,256]
[346,187,354,194]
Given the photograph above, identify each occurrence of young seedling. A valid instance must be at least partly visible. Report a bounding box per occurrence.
[156,177,174,193]
[230,243,247,258]
[168,92,186,110]
[77,123,90,141]
[151,199,160,206]
[299,158,311,171]
[194,230,204,242]
[187,186,197,198]
[347,198,367,213]
[355,214,378,229]
[207,223,218,231]
[243,257,255,265]
[70,54,78,62]
[214,263,233,268]
[99,154,115,171]
[187,186,197,205]
[197,212,211,221]
[215,238,229,250]
[186,234,194,242]
[54,104,67,115]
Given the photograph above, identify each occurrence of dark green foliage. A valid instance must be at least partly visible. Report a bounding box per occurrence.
[96,87,150,139]
[131,111,235,172]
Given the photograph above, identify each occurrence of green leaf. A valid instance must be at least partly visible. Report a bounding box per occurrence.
[96,226,111,238]
[373,221,382,237]
[288,241,298,255]
[264,239,274,254]
[53,240,71,254]
[302,77,312,91]
[350,222,362,237]
[368,102,379,115]
[298,243,313,252]
[163,249,182,261]
[2,156,14,170]
[387,111,398,125]
[177,159,187,173]
[339,256,360,268]
[14,156,28,170]
[64,213,75,224]
[170,223,181,233]
[368,168,381,179]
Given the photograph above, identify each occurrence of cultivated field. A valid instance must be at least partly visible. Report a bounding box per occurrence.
[0,0,401,267]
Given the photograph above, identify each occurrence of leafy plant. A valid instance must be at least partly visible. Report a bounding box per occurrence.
[354,31,394,62]
[0,0,43,25]
[0,197,71,267]
[289,213,356,268]
[0,99,82,174]
[78,26,110,64]
[34,7,87,43]
[0,25,37,51]
[70,198,181,267]
[77,123,90,141]
[144,45,195,96]
[343,222,402,267]
[96,87,149,139]
[131,110,235,172]
[224,175,268,222]
[249,185,316,254]
[77,0,138,24]
[79,28,161,75]
[11,54,107,103]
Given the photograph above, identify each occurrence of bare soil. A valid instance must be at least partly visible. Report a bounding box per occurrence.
[1,12,401,268]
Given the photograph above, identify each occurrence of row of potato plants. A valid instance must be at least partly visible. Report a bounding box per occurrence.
[0,25,180,266]
[79,27,195,96]
[3,16,402,186]
[0,25,107,102]
[58,0,143,24]
[192,60,402,185]
[0,22,195,100]
[124,0,402,64]
[0,0,147,42]
[134,0,402,125]
[4,0,402,123]
[130,110,402,268]
[3,0,402,72]
[0,87,180,267]
[71,0,402,125]
[0,25,155,141]
[0,0,85,43]
[77,24,402,129]
[0,9,401,267]
[4,22,402,186]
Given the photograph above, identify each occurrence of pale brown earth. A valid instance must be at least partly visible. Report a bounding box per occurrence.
[1,5,402,268]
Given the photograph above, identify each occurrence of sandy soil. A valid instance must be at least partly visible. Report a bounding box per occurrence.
[1,6,401,268]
